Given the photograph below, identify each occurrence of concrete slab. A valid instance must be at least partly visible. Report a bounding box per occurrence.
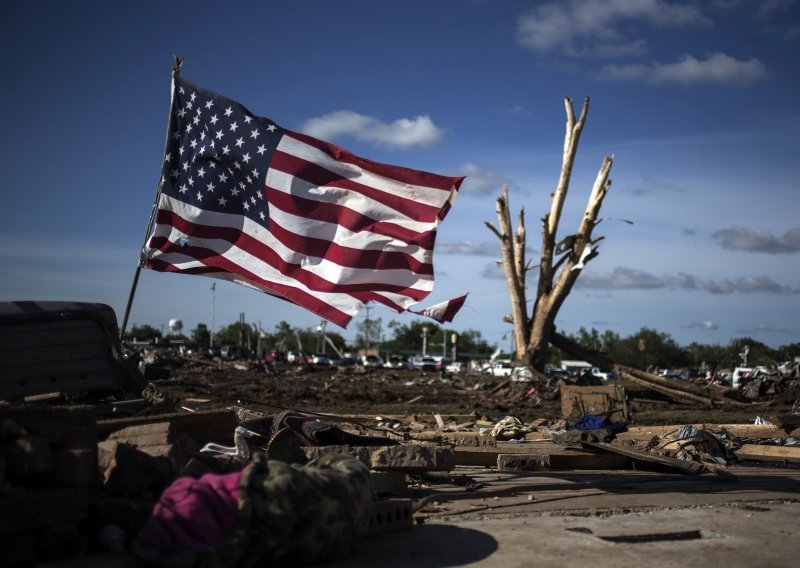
[328,502,800,567]
[325,464,800,567]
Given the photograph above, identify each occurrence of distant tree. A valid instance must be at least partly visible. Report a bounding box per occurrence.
[454,329,494,356]
[777,342,800,362]
[726,337,776,367]
[126,324,161,342]
[683,341,723,368]
[385,320,440,354]
[265,321,346,355]
[216,321,260,350]
[191,323,210,347]
[355,316,383,350]
[611,327,688,369]
[574,327,602,352]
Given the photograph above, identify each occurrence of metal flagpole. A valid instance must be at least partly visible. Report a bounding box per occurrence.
[119,56,183,339]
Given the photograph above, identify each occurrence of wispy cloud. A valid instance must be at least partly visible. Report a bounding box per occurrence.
[603,52,768,85]
[505,105,532,116]
[576,266,797,294]
[735,323,794,335]
[712,227,800,253]
[627,177,690,197]
[516,0,710,58]
[300,110,445,149]
[482,262,506,279]
[455,163,512,195]
[681,320,719,330]
[437,241,500,256]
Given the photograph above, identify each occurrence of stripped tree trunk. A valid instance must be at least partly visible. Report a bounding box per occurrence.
[486,97,614,370]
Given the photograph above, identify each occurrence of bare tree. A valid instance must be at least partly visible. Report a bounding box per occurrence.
[486,97,616,370]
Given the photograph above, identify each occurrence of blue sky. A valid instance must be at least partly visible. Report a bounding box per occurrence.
[1,0,798,349]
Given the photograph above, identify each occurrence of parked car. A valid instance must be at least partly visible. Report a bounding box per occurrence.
[336,357,357,367]
[311,353,333,366]
[360,355,384,368]
[286,351,303,363]
[445,361,464,374]
[384,356,405,369]
[545,368,571,381]
[490,361,514,377]
[434,357,452,371]
[417,357,437,372]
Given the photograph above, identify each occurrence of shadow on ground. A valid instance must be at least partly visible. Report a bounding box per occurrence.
[324,524,499,567]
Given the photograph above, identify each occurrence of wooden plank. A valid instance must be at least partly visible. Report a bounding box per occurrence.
[771,415,800,431]
[454,441,604,467]
[497,451,630,471]
[735,444,800,463]
[617,424,789,441]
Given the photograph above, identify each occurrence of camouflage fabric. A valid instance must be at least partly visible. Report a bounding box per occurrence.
[239,452,373,565]
[132,452,373,567]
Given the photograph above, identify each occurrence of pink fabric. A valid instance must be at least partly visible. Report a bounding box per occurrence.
[136,469,245,553]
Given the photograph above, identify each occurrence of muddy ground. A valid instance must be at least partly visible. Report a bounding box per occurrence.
[139,356,789,426]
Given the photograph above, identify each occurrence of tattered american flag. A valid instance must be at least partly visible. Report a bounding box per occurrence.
[142,75,466,327]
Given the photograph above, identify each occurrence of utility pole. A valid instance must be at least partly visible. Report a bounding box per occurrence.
[740,345,750,367]
[422,326,428,356]
[210,283,216,349]
[317,320,327,354]
[442,328,447,359]
[363,305,372,351]
[451,332,457,362]
[239,312,245,350]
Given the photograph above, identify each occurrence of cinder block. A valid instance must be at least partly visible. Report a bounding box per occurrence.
[303,444,454,472]
[366,498,412,536]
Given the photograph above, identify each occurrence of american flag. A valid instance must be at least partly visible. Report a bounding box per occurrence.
[143,75,465,327]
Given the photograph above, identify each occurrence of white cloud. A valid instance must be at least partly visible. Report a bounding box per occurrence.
[681,320,719,330]
[603,52,768,85]
[456,163,511,195]
[300,110,445,149]
[712,227,800,253]
[516,0,711,58]
[576,266,796,294]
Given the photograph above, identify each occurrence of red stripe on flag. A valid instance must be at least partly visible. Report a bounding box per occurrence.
[267,190,437,250]
[147,258,354,326]
[269,151,442,223]
[148,224,431,300]
[267,221,433,275]
[286,131,465,192]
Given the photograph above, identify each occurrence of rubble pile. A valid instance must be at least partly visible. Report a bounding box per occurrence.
[1,319,799,566]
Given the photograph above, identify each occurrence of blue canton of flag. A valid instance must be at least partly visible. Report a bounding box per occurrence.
[159,79,280,230]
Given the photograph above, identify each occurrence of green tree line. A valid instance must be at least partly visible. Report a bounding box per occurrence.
[563,326,800,369]
[125,318,494,357]
[124,321,798,367]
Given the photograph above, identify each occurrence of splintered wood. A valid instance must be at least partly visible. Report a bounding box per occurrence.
[560,384,627,421]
